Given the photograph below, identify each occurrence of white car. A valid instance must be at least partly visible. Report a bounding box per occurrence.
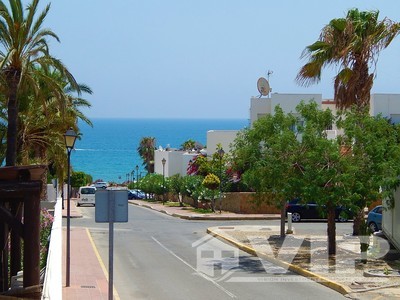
[77,186,96,206]
[94,181,108,189]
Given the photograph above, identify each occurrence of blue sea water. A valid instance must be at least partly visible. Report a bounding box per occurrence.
[71,118,248,183]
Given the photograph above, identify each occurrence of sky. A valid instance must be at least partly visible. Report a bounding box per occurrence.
[37,0,400,119]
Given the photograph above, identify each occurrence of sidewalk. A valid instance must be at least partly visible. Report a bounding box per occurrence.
[61,200,113,300]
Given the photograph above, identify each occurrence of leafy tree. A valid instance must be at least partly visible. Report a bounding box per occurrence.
[296,8,400,111]
[0,0,80,166]
[137,173,166,200]
[231,105,301,237]
[181,175,204,208]
[137,137,155,173]
[169,174,184,206]
[337,109,400,235]
[70,171,91,188]
[296,102,348,255]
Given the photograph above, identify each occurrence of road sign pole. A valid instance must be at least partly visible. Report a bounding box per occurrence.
[108,191,115,300]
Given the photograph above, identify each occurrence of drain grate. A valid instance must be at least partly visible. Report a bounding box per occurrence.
[81,285,96,289]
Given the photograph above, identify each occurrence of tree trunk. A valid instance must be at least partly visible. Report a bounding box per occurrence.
[352,208,364,236]
[327,202,336,256]
[5,72,20,166]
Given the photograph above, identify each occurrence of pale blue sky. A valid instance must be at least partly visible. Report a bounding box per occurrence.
[41,1,400,119]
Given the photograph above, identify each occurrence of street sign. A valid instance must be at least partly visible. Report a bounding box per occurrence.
[95,189,128,223]
[94,189,128,300]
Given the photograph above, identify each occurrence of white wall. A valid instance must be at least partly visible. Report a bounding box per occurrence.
[370,94,400,121]
[207,130,240,156]
[250,97,271,126]
[271,93,322,115]
[250,93,322,126]
[154,149,197,177]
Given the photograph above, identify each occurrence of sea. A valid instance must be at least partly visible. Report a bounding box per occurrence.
[71,118,248,183]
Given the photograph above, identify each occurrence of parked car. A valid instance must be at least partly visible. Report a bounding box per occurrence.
[367,205,382,232]
[94,181,108,189]
[286,199,353,222]
[128,189,146,200]
[77,186,96,206]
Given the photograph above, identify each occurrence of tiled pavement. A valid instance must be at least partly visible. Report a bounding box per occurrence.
[62,200,115,300]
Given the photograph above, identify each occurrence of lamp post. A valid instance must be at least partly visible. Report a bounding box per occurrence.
[64,128,78,287]
[135,165,139,189]
[131,170,135,187]
[162,158,166,204]
[217,148,225,214]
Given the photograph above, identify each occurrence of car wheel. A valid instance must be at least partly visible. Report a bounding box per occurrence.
[369,222,378,232]
[291,212,301,222]
[77,203,80,207]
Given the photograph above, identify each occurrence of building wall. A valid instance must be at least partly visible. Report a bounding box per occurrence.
[154,149,197,177]
[182,192,281,214]
[206,130,240,156]
[370,94,400,121]
[271,93,322,115]
[250,97,271,125]
[250,93,322,126]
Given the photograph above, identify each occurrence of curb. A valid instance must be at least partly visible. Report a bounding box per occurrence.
[129,201,280,221]
[207,227,352,296]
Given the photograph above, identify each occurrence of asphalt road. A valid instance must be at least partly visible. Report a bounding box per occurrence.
[70,204,351,300]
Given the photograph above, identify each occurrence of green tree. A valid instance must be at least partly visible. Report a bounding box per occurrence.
[0,0,80,166]
[137,137,155,173]
[296,9,400,111]
[231,105,301,237]
[181,175,203,208]
[337,110,400,235]
[296,102,348,255]
[70,171,90,188]
[169,174,184,206]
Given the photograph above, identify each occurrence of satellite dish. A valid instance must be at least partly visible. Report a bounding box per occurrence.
[257,77,270,97]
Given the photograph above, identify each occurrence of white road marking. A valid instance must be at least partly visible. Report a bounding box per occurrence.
[151,236,237,299]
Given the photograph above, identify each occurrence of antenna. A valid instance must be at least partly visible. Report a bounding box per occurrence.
[267,70,273,96]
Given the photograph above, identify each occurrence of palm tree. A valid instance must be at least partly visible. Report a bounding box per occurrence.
[18,67,92,183]
[137,137,155,173]
[0,0,79,166]
[296,8,400,111]
[296,9,400,237]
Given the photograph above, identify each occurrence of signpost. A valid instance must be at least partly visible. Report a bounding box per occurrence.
[95,189,128,300]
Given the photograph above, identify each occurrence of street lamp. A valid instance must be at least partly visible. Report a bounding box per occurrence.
[162,158,166,203]
[217,148,225,214]
[64,128,78,287]
[136,165,139,189]
[131,170,135,187]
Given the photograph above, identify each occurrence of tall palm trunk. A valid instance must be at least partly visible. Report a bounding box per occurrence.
[5,69,21,166]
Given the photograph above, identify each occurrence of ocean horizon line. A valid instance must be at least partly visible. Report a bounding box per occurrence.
[84,117,248,121]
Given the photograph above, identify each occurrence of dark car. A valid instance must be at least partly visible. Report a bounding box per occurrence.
[367,205,382,232]
[128,189,146,200]
[286,199,353,222]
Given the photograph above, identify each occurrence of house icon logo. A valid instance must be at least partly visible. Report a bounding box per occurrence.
[192,235,239,281]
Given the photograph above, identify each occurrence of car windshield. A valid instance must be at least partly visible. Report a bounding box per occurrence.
[81,188,96,194]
